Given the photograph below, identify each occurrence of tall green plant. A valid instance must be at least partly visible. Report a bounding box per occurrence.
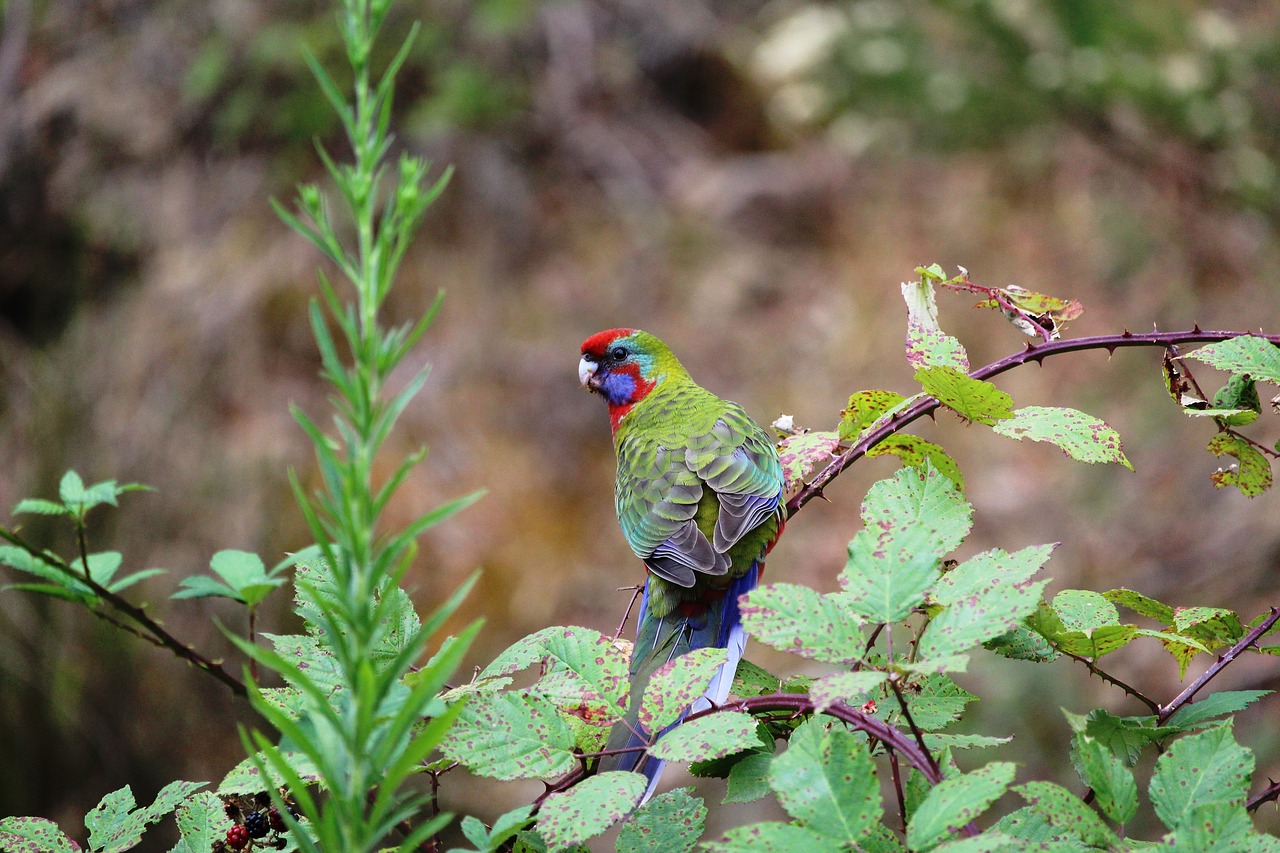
[240,0,484,849]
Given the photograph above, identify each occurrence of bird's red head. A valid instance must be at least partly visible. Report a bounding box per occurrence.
[579,328,666,430]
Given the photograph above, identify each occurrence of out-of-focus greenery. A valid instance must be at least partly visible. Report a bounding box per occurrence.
[757,0,1278,214]
[179,0,537,155]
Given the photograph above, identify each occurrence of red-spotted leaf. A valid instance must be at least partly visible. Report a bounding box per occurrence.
[1149,724,1254,834]
[1013,781,1116,849]
[649,713,759,764]
[439,691,578,781]
[907,762,1016,851]
[839,390,908,441]
[808,671,888,713]
[640,648,727,732]
[992,406,1131,469]
[778,430,841,499]
[739,584,866,664]
[616,788,707,853]
[0,817,82,853]
[841,464,973,623]
[702,822,842,853]
[916,366,1014,425]
[1206,433,1272,497]
[479,626,629,722]
[903,277,969,370]
[1184,336,1280,384]
[537,771,646,850]
[769,719,880,843]
[867,434,965,489]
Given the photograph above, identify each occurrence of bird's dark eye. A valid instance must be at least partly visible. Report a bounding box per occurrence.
[610,346,628,361]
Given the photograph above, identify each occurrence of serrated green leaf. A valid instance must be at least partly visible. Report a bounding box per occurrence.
[537,771,646,851]
[1167,802,1257,851]
[777,430,841,498]
[0,816,81,852]
[867,435,965,489]
[1075,733,1137,824]
[479,626,628,722]
[992,406,1131,469]
[83,551,123,587]
[916,366,1013,425]
[990,807,1071,844]
[649,712,759,763]
[928,834,1024,852]
[903,277,969,371]
[739,584,865,664]
[1206,433,1272,497]
[1079,710,1182,767]
[488,805,536,849]
[702,822,843,853]
[172,790,226,853]
[984,623,1058,662]
[1054,624,1139,659]
[1150,724,1253,833]
[1173,606,1243,644]
[461,814,491,849]
[1053,590,1119,632]
[85,786,143,853]
[439,691,578,781]
[935,545,1055,605]
[907,761,1016,851]
[1166,690,1272,728]
[807,671,888,713]
[922,734,1012,752]
[724,753,774,804]
[143,780,205,822]
[1104,588,1175,624]
[171,575,243,601]
[896,655,971,675]
[12,498,71,516]
[1184,336,1280,384]
[1014,781,1115,848]
[918,557,1048,660]
[58,470,86,507]
[840,390,908,441]
[217,751,320,794]
[616,788,706,853]
[107,568,166,594]
[769,719,879,843]
[641,648,727,732]
[1211,374,1262,427]
[841,465,973,623]
[897,675,975,731]
[730,660,783,698]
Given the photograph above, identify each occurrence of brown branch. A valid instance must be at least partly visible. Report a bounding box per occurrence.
[1055,647,1161,716]
[0,527,248,697]
[1248,778,1280,813]
[787,329,1280,516]
[1157,607,1280,725]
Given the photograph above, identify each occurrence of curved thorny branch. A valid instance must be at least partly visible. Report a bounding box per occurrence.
[787,328,1280,516]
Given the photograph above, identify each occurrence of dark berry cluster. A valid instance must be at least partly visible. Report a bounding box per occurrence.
[214,793,293,852]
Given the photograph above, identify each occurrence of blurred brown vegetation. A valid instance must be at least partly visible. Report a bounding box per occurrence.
[1,0,1279,844]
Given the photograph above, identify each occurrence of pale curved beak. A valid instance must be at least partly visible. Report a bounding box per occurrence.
[578,356,598,389]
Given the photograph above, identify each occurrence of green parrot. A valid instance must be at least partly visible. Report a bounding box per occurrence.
[579,328,785,793]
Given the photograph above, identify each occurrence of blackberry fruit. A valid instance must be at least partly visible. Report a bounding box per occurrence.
[268,807,287,833]
[244,810,270,839]
[225,824,250,850]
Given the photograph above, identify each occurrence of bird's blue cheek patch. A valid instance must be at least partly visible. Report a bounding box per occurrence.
[602,371,637,406]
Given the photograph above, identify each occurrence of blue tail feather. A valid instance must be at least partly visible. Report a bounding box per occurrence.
[612,562,761,798]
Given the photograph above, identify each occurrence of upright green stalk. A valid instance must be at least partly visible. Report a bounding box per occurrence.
[236,0,481,849]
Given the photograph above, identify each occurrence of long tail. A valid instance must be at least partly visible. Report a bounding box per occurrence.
[600,562,760,800]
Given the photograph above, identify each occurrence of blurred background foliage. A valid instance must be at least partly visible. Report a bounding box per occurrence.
[1,0,1278,845]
